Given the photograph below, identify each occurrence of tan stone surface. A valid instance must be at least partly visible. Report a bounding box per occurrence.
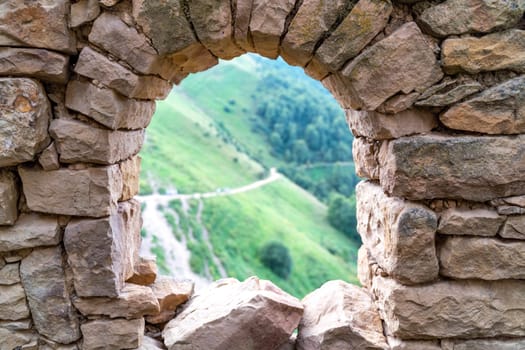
[151,276,194,312]
[441,338,525,350]
[70,0,100,28]
[380,133,525,201]
[0,214,61,253]
[74,47,171,100]
[0,328,38,350]
[249,0,296,59]
[377,92,420,114]
[38,143,60,171]
[356,181,439,285]
[20,247,80,344]
[233,0,256,52]
[81,318,145,350]
[120,156,141,201]
[65,80,156,130]
[316,0,392,72]
[416,82,482,107]
[19,165,122,218]
[357,246,373,288]
[442,30,525,74]
[0,263,19,285]
[388,337,441,350]
[441,75,525,134]
[439,236,525,280]
[73,283,160,319]
[145,310,176,325]
[501,215,525,239]
[127,256,157,286]
[0,170,18,225]
[50,119,144,165]
[163,44,218,75]
[297,280,388,350]
[163,277,303,350]
[346,108,437,140]
[0,78,51,167]
[373,276,525,339]
[0,0,76,53]
[352,137,381,180]
[0,284,30,320]
[0,48,69,83]
[438,208,504,236]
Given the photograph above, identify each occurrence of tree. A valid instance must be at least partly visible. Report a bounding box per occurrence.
[327,194,360,243]
[259,241,293,279]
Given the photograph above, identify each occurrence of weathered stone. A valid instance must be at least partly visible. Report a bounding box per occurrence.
[352,137,380,180]
[0,170,18,225]
[145,310,176,325]
[2,249,31,263]
[50,119,144,165]
[0,0,76,53]
[0,78,51,167]
[297,280,388,350]
[65,80,155,130]
[0,48,69,83]
[19,166,122,217]
[357,246,373,288]
[73,283,160,319]
[346,108,437,140]
[74,47,171,100]
[439,236,525,280]
[377,92,420,114]
[438,208,504,236]
[0,284,30,320]
[497,205,525,215]
[416,82,482,107]
[442,30,525,74]
[189,0,244,59]
[127,256,158,286]
[233,0,256,52]
[100,0,121,6]
[492,195,525,208]
[0,328,38,350]
[0,263,20,285]
[138,336,165,350]
[162,44,218,75]
[120,156,141,201]
[163,277,303,350]
[0,319,32,331]
[356,182,439,285]
[316,0,393,72]
[151,276,193,312]
[249,0,296,59]
[38,143,60,171]
[304,57,330,80]
[441,338,525,350]
[372,276,525,339]
[70,0,100,28]
[441,76,525,134]
[81,318,145,350]
[281,0,350,67]
[20,247,80,344]
[501,215,525,239]
[0,214,60,253]
[37,338,79,350]
[419,0,525,37]
[328,23,443,110]
[277,335,296,350]
[388,337,441,350]
[64,200,141,297]
[381,133,525,201]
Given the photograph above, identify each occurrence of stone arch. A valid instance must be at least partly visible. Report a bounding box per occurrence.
[0,0,524,349]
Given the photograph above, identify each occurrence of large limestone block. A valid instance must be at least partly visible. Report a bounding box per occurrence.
[501,215,525,239]
[120,156,141,201]
[315,0,393,72]
[0,284,30,320]
[20,247,80,344]
[19,165,122,217]
[280,0,350,67]
[0,263,20,285]
[442,30,525,74]
[65,80,155,130]
[372,276,525,339]
[352,137,381,180]
[0,48,69,83]
[81,318,145,350]
[127,256,157,285]
[327,22,443,110]
[380,133,525,201]
[233,0,256,52]
[419,0,525,37]
[356,181,439,285]
[0,170,18,225]
[188,0,244,59]
[439,236,525,280]
[163,277,303,350]
[73,283,160,319]
[296,280,388,350]
[74,47,171,100]
[438,208,504,236]
[50,119,144,165]
[0,78,51,167]
[0,214,61,253]
[0,328,38,350]
[441,338,525,350]
[346,108,437,140]
[441,75,525,134]
[249,0,296,59]
[0,0,76,53]
[64,200,141,297]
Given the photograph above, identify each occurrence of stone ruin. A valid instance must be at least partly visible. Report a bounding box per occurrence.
[0,0,524,349]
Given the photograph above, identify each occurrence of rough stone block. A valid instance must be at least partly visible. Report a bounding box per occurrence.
[70,0,100,28]
[442,30,525,74]
[81,318,145,350]
[357,246,373,288]
[438,208,504,236]
[50,119,144,165]
[74,47,171,100]
[0,214,61,253]
[380,133,525,201]
[38,142,60,171]
[416,82,482,108]
[441,338,525,350]
[120,156,141,201]
[0,171,18,225]
[501,215,525,239]
[373,276,525,339]
[356,181,439,285]
[438,236,525,280]
[150,276,194,312]
[297,280,388,349]
[19,165,122,218]
[233,0,256,52]
[352,138,381,180]
[20,247,80,344]
[0,284,30,320]
[0,48,69,83]
[0,78,51,167]
[0,327,38,350]
[388,338,441,350]
[377,92,420,114]
[0,263,20,285]
[127,256,157,286]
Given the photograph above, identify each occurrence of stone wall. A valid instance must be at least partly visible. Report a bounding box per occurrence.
[0,0,524,349]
